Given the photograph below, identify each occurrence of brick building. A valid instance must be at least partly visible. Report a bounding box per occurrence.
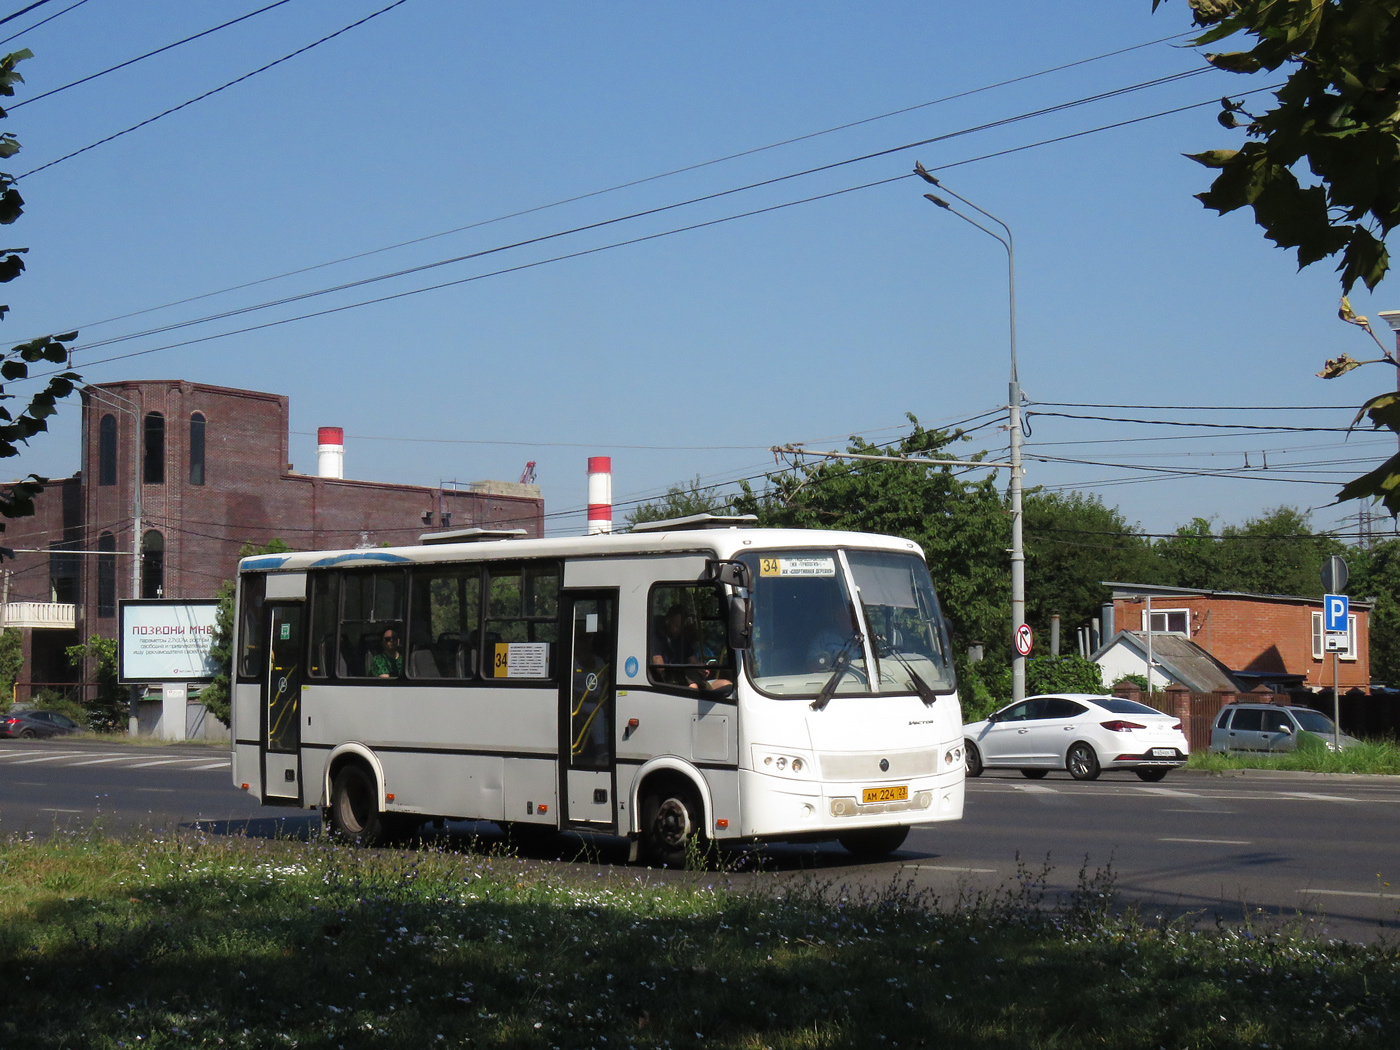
[2,379,545,698]
[1100,582,1371,691]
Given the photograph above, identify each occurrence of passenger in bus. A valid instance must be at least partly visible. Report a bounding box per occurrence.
[369,626,404,678]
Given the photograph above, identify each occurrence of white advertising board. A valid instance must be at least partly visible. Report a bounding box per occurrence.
[118,600,220,683]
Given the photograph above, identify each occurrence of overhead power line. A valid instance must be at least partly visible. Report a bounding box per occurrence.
[0,0,88,46]
[39,68,1220,371]
[0,1,54,29]
[11,0,296,110]
[1026,410,1354,433]
[30,86,1260,382]
[15,0,413,179]
[67,29,1199,335]
[1031,400,1358,412]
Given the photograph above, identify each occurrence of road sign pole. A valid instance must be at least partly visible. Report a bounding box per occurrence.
[1334,650,1341,752]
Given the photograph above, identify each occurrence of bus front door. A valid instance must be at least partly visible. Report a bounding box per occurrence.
[562,592,617,827]
[262,603,303,804]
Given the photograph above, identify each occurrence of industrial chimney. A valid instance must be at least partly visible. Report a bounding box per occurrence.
[317,427,344,479]
[587,456,612,535]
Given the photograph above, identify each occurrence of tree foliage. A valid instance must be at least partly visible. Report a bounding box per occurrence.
[0,626,20,712]
[1158,3,1400,512]
[1154,506,1344,595]
[1024,490,1154,640]
[0,49,79,533]
[626,475,728,526]
[199,538,291,727]
[1162,0,1400,293]
[63,635,123,731]
[1025,654,1105,696]
[1349,537,1400,684]
[731,416,1014,690]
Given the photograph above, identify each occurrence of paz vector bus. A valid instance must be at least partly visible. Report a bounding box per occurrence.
[229,515,965,864]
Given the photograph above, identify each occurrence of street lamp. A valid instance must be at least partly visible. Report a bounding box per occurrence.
[915,162,1027,703]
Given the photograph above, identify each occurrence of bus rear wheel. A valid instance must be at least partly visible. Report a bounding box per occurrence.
[330,764,397,846]
[640,784,704,868]
[838,825,909,858]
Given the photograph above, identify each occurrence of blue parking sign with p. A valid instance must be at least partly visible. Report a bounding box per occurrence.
[1325,594,1349,632]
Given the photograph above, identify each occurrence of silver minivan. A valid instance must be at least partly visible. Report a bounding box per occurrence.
[1209,703,1360,753]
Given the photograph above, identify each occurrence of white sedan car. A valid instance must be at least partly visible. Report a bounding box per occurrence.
[964,693,1190,782]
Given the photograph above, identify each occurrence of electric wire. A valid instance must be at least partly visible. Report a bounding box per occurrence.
[64,29,1200,335]
[1025,410,1355,433]
[41,66,1213,363]
[15,0,413,179]
[1031,400,1359,412]
[10,0,296,110]
[0,1,53,30]
[29,81,1243,381]
[0,0,88,47]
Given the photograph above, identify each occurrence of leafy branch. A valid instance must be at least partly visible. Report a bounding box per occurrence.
[0,48,80,533]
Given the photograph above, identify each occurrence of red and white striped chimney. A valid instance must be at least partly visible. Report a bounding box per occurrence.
[587,456,612,535]
[317,427,344,479]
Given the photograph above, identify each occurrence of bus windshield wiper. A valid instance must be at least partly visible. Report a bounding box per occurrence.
[810,633,862,712]
[879,643,938,706]
[860,599,937,707]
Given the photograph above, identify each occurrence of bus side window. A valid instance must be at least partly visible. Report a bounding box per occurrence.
[485,562,561,679]
[307,572,338,678]
[409,566,481,679]
[340,569,406,678]
[237,574,268,680]
[647,582,734,695]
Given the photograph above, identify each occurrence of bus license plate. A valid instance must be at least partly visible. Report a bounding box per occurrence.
[1151,748,1176,757]
[862,785,908,804]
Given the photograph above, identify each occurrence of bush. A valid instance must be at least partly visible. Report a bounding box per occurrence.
[31,688,88,727]
[0,626,21,714]
[1113,673,1149,692]
[1026,654,1104,695]
[64,636,126,732]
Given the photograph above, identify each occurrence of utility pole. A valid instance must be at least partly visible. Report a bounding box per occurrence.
[916,162,1026,701]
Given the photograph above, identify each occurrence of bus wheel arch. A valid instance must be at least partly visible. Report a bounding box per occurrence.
[324,746,396,846]
[628,761,712,868]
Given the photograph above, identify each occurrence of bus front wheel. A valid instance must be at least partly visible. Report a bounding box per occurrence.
[640,784,704,868]
[330,764,394,846]
[838,825,909,858]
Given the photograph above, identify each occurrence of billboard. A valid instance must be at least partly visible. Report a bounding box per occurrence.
[118,599,220,683]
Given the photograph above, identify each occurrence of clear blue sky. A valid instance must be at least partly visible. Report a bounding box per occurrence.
[6,0,1395,543]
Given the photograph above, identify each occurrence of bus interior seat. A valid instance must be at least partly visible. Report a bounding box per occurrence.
[409,648,440,678]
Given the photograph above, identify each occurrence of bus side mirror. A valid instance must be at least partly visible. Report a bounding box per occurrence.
[709,560,751,590]
[727,594,752,651]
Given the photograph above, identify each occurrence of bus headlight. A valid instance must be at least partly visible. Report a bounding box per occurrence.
[755,749,814,778]
[944,746,962,767]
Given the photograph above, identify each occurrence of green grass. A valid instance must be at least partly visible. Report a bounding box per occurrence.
[1,831,1398,1048]
[1188,736,1400,775]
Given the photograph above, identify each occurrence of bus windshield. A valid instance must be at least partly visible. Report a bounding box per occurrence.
[847,549,955,694]
[739,549,954,698]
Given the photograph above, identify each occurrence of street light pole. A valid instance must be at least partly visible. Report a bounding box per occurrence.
[916,163,1026,703]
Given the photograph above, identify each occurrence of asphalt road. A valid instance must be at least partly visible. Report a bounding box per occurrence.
[3,739,1399,942]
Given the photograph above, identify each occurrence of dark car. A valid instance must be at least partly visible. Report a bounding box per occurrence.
[0,709,82,739]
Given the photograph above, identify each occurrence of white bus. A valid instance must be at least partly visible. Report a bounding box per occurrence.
[230,516,965,864]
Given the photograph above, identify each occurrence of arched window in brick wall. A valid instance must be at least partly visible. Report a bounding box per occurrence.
[143,412,165,485]
[141,530,164,599]
[98,414,117,486]
[189,412,206,485]
[97,532,116,617]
